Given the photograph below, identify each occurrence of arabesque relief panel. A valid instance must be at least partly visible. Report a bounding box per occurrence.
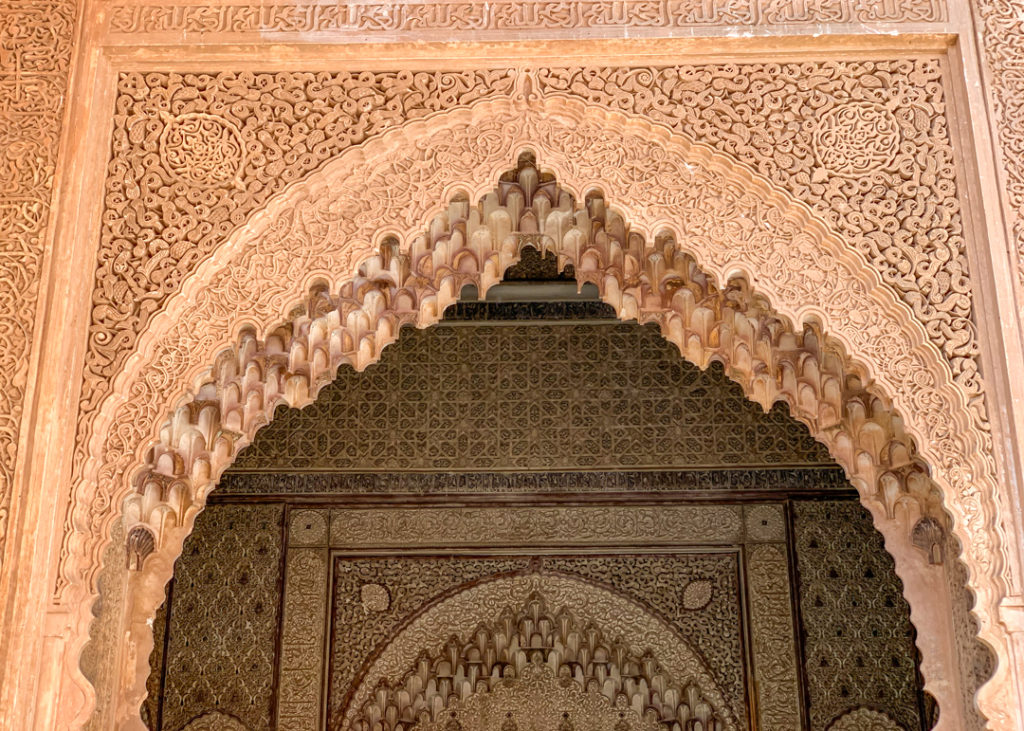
[82,57,980,484]
[0,0,77,566]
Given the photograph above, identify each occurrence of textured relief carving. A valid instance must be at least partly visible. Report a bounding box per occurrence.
[745,543,802,731]
[104,0,946,37]
[825,707,902,731]
[411,665,662,731]
[326,506,744,547]
[230,319,832,472]
[72,99,1001,728]
[743,505,786,543]
[681,579,714,611]
[340,571,740,730]
[974,0,1024,327]
[315,550,746,731]
[180,711,250,731]
[155,504,284,731]
[792,500,922,731]
[158,112,246,189]
[219,467,851,496]
[278,547,329,731]
[0,0,77,565]
[289,509,329,546]
[348,590,727,731]
[811,102,900,178]
[359,583,389,612]
[78,60,980,484]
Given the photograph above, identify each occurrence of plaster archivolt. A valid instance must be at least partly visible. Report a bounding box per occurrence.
[69,97,1005,726]
[82,60,979,461]
[345,574,734,731]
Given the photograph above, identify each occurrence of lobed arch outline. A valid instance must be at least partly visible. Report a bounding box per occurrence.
[62,94,1012,729]
[342,571,738,731]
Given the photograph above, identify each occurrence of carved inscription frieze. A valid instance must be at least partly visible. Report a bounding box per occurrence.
[0,0,77,565]
[326,505,745,547]
[104,0,946,38]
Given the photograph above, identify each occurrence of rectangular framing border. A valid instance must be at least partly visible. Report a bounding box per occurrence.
[275,502,802,731]
[11,9,1024,726]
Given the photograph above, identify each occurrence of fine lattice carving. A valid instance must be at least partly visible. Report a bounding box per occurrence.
[825,707,902,731]
[154,504,284,731]
[792,501,923,731]
[104,0,946,37]
[158,112,246,189]
[230,319,832,472]
[70,98,1002,729]
[0,0,77,566]
[218,467,850,496]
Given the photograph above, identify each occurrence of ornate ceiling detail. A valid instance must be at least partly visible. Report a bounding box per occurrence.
[344,577,735,731]
[67,96,1004,728]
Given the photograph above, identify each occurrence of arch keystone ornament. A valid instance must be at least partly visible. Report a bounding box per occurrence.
[66,94,1012,729]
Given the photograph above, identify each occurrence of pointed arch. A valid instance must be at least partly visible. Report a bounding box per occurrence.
[64,96,1009,729]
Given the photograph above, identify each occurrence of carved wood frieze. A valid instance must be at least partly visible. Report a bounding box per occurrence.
[102,0,947,39]
[0,0,77,566]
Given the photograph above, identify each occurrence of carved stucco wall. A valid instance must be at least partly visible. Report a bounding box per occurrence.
[974,0,1024,323]
[78,59,981,473]
[0,0,77,563]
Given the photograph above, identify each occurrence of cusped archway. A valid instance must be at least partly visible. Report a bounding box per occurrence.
[66,95,1008,729]
[342,573,736,731]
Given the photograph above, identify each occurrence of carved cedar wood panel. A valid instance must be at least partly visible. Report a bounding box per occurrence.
[145,504,284,731]
[145,499,928,731]
[793,500,924,731]
[227,318,833,474]
[0,0,77,564]
[81,59,981,489]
